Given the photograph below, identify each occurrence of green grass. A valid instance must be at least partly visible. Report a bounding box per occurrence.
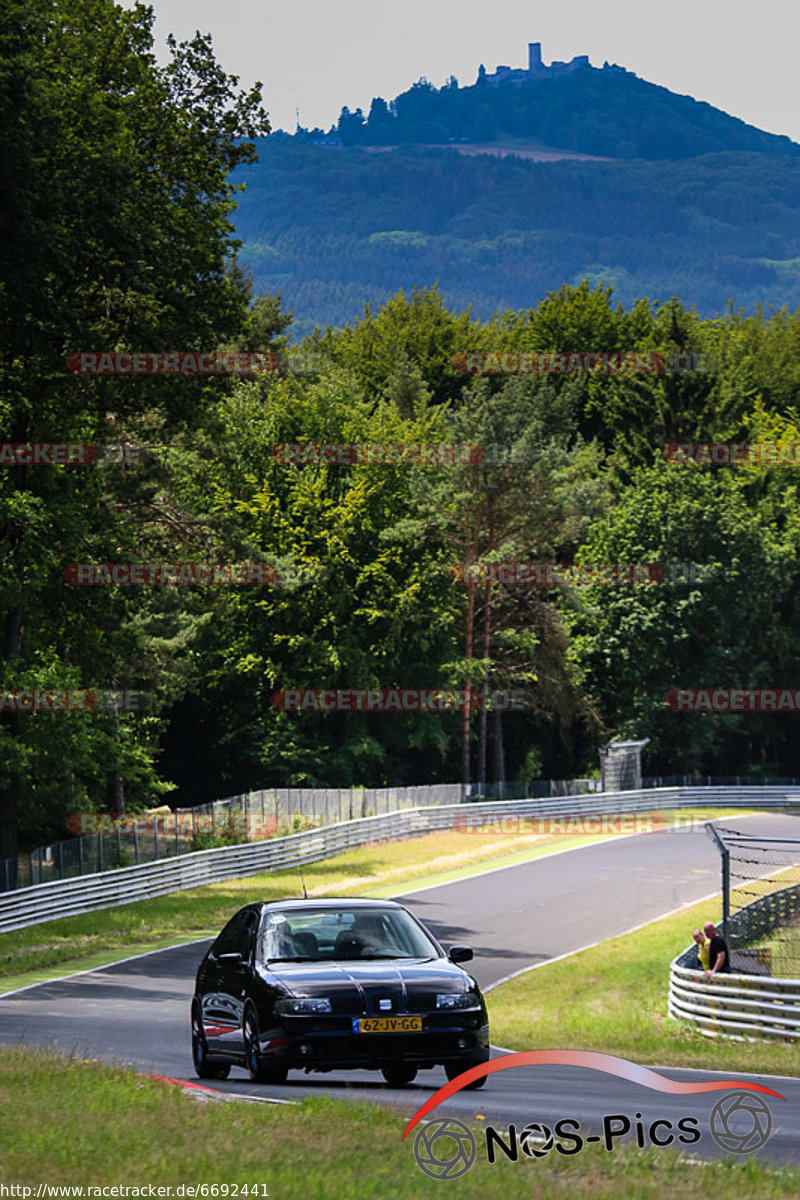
[489,895,800,1077]
[0,808,756,992]
[2,807,798,1192]
[752,918,800,981]
[0,1045,798,1197]
[0,827,614,989]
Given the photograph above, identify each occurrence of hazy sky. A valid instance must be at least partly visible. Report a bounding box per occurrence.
[136,0,800,143]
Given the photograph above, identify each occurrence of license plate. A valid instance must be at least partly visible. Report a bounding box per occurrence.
[353,1016,423,1034]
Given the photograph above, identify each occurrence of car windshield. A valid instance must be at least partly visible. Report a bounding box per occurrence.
[258,907,439,963]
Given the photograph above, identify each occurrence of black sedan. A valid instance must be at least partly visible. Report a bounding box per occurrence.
[191,898,490,1087]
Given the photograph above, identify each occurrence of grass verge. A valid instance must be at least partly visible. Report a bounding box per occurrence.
[0,828,619,990]
[0,808,756,991]
[489,895,800,1076]
[751,918,800,981]
[0,1046,798,1197]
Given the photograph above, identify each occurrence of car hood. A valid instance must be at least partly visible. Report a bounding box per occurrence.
[259,957,475,1000]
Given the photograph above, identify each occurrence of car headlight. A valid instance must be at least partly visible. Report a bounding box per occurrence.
[436,991,480,1010]
[275,997,333,1015]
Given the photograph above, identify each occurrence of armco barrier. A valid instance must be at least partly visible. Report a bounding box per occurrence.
[11,774,800,891]
[729,881,800,945]
[1,785,798,934]
[668,879,800,1040]
[9,778,601,891]
[668,956,800,1041]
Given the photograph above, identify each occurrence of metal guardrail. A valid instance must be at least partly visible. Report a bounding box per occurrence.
[2,782,469,892]
[729,881,800,946]
[10,772,800,893]
[0,784,798,935]
[668,881,800,1041]
[668,960,800,1041]
[5,778,603,891]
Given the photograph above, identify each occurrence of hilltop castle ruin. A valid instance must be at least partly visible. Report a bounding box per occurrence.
[478,42,590,86]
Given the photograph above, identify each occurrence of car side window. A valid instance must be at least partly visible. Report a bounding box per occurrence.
[235,911,258,961]
[212,912,246,958]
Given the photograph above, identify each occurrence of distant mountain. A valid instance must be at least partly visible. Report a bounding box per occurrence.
[233,48,800,337]
[318,46,800,161]
[233,144,800,338]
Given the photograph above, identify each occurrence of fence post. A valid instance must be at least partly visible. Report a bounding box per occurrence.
[98,833,103,873]
[78,836,84,874]
[134,819,139,863]
[154,816,159,860]
[59,840,64,880]
[705,822,731,937]
[175,811,178,856]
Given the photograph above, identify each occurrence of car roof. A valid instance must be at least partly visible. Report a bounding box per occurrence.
[260,898,404,911]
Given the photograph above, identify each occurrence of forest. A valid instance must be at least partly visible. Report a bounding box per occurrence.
[234,142,800,337]
[3,0,800,863]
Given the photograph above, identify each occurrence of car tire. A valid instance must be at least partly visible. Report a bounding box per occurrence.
[381,1063,418,1086]
[192,1006,230,1080]
[244,1006,288,1085]
[444,1060,488,1089]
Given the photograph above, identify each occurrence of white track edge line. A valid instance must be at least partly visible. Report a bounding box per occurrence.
[0,936,214,998]
[0,819,701,996]
[0,813,775,1000]
[483,889,722,993]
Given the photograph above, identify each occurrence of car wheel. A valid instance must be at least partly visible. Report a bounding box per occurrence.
[381,1062,418,1086]
[191,1006,230,1080]
[244,1006,288,1085]
[444,1060,488,1089]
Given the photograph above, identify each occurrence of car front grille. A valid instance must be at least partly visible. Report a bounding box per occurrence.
[291,1032,479,1063]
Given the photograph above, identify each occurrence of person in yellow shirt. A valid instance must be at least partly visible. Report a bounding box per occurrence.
[692,927,710,970]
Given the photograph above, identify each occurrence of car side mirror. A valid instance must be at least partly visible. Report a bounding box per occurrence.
[449,945,473,964]
[217,952,248,969]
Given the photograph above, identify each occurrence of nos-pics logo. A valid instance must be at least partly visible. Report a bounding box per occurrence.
[414,1118,477,1180]
[405,1052,782,1179]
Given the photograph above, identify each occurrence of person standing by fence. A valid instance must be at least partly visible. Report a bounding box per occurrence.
[703,920,731,979]
[692,927,710,971]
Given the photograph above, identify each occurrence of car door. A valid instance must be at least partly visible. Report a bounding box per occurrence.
[202,911,252,1054]
[211,908,259,1058]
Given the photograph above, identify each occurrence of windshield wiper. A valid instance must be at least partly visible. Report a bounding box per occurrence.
[266,956,319,963]
[348,953,410,960]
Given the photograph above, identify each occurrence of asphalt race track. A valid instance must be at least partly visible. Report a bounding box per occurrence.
[1,814,799,1165]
